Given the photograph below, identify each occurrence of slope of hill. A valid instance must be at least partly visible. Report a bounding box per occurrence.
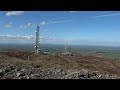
[0,50,120,79]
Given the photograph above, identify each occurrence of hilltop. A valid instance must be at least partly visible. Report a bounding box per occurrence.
[0,50,120,79]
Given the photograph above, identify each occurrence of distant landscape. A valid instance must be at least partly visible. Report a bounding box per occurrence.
[1,43,120,79]
[1,43,120,60]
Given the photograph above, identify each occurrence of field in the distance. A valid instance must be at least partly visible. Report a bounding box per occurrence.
[0,43,120,60]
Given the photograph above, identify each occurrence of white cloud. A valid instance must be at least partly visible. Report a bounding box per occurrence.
[0,34,34,40]
[0,34,120,46]
[20,22,34,29]
[40,21,46,26]
[4,22,13,28]
[6,11,24,16]
[20,25,27,29]
[0,34,47,40]
[39,20,72,27]
[27,22,32,27]
[92,13,120,18]
[46,20,72,24]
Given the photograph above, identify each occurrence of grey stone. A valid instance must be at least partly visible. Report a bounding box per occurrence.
[0,69,2,73]
[16,73,21,77]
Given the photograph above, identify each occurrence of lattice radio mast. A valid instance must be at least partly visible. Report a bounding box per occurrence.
[35,25,40,54]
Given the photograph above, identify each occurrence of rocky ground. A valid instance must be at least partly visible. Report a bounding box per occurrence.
[0,63,119,79]
[0,50,120,79]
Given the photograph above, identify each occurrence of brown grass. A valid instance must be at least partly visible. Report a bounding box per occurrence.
[1,50,120,76]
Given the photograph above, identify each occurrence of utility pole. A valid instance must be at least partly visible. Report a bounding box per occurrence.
[35,25,40,54]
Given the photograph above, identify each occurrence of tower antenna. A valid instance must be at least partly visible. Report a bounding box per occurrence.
[35,25,40,54]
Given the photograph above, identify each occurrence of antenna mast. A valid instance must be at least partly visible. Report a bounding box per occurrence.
[65,44,67,53]
[35,25,40,54]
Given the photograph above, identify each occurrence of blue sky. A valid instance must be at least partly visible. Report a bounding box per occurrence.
[1,11,120,46]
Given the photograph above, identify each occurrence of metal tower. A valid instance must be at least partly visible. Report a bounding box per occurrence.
[65,44,68,53]
[62,43,72,56]
[35,25,40,54]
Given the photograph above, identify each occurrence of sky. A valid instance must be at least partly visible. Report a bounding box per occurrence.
[0,11,120,46]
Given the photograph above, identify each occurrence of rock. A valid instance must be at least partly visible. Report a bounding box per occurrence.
[21,69,25,72]
[16,73,21,77]
[0,69,5,77]
[0,62,119,79]
[0,69,4,77]
[5,67,11,73]
[31,74,34,77]
[0,69,2,73]
[10,65,15,70]
[26,76,30,79]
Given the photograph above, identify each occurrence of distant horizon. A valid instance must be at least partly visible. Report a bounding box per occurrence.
[0,42,120,47]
